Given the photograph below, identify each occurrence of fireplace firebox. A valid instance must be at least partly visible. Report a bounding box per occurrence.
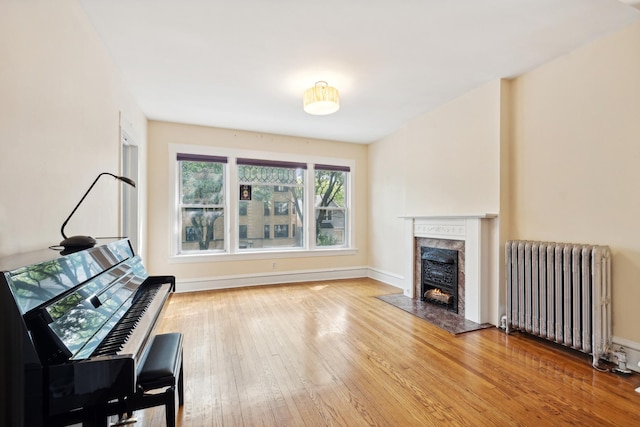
[421,247,458,313]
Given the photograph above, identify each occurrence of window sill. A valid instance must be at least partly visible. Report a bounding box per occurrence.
[169,247,358,264]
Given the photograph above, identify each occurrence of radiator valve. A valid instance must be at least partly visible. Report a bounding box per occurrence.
[613,348,632,374]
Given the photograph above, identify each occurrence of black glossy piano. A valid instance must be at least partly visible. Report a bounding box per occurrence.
[0,239,175,426]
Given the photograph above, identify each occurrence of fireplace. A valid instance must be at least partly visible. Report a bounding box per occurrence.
[421,247,458,313]
[403,214,497,324]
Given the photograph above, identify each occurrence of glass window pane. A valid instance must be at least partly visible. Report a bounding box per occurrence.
[180,207,224,251]
[239,201,248,216]
[316,208,346,246]
[238,164,304,250]
[315,168,347,247]
[179,159,225,253]
[181,161,224,204]
[315,169,346,208]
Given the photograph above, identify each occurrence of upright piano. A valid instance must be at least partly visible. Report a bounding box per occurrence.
[0,239,175,426]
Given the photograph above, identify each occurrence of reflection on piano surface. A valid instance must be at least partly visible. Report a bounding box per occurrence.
[0,239,175,426]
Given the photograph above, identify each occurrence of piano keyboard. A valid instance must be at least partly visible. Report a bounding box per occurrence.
[91,282,162,357]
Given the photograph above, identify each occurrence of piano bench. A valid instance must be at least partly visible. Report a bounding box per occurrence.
[128,332,185,427]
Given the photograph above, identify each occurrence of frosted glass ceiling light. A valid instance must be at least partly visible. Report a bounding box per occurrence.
[303,81,339,115]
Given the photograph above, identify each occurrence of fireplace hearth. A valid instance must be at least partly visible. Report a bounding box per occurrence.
[421,246,459,313]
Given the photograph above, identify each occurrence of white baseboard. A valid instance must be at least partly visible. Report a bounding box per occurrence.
[176,266,408,294]
[367,267,405,291]
[176,266,370,293]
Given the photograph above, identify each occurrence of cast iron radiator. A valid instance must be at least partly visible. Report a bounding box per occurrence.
[505,240,612,367]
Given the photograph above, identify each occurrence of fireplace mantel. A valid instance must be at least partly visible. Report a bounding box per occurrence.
[402,214,497,324]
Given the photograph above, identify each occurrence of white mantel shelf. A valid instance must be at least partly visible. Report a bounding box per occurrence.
[403,214,497,324]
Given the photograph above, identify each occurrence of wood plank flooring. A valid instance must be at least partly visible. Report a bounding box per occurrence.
[128,278,640,426]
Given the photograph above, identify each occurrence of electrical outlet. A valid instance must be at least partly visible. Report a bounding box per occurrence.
[272,262,276,269]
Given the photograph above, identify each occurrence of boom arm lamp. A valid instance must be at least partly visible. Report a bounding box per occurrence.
[60,172,136,254]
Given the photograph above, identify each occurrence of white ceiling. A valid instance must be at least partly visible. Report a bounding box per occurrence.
[79,0,639,144]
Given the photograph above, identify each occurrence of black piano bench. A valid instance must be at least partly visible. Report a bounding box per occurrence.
[127,332,185,427]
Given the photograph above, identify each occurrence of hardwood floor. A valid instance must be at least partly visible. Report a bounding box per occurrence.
[129,278,640,426]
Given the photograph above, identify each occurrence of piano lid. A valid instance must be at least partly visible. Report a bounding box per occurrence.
[2,239,135,315]
[1,239,151,362]
[46,255,149,359]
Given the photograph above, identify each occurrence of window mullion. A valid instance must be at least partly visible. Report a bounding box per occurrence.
[228,158,237,253]
[307,165,316,251]
[346,168,352,248]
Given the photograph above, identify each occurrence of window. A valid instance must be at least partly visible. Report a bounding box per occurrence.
[178,153,226,253]
[185,226,198,242]
[172,146,353,257]
[274,224,289,238]
[237,159,304,250]
[274,201,289,216]
[315,165,349,247]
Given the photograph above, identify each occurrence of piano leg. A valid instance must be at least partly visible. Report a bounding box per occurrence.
[82,404,109,427]
[109,414,139,426]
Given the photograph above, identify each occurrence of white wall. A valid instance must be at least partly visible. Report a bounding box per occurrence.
[368,81,503,298]
[509,21,640,343]
[0,0,147,258]
[402,81,502,216]
[367,128,407,287]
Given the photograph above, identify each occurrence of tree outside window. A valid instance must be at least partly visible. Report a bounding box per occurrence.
[315,166,348,247]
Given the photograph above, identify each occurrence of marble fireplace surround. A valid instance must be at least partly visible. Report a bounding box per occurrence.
[403,215,496,324]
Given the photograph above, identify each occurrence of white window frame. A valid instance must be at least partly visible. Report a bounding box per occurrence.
[168,144,356,263]
[176,153,228,255]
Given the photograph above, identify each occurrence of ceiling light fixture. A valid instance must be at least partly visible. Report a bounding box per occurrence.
[303,81,339,115]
